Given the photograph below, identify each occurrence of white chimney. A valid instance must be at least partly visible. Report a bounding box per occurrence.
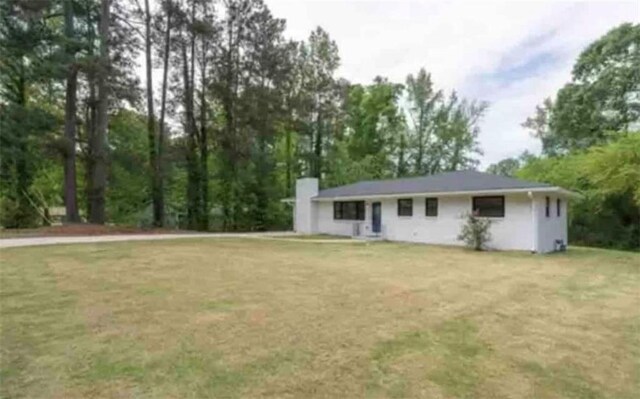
[295,178,318,234]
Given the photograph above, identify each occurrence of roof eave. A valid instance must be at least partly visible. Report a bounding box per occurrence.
[312,186,580,201]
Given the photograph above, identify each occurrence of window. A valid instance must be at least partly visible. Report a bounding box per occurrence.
[397,198,413,216]
[472,196,505,217]
[425,198,438,217]
[333,201,365,220]
[557,198,561,217]
[545,196,550,218]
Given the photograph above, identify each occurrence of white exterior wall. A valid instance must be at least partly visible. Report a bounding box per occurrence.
[533,194,569,253]
[293,175,570,253]
[384,194,534,251]
[317,201,365,236]
[314,193,548,252]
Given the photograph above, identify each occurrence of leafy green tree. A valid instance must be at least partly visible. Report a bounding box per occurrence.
[154,0,175,228]
[241,5,291,230]
[324,140,385,187]
[486,151,535,176]
[526,23,640,154]
[517,134,639,250]
[213,0,264,230]
[428,92,486,173]
[305,27,340,180]
[344,77,404,178]
[522,98,556,153]
[274,128,301,197]
[583,133,640,206]
[0,0,58,227]
[573,23,639,131]
[395,129,410,177]
[405,68,487,175]
[406,68,441,174]
[519,24,640,250]
[106,110,149,223]
[84,0,111,224]
[1,0,498,235]
[167,0,218,230]
[486,158,520,177]
[138,0,163,227]
[61,0,82,222]
[277,41,307,197]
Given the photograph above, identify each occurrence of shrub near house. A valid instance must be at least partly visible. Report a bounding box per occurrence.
[458,212,492,250]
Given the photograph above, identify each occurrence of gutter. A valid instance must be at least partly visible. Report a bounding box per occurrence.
[528,190,539,253]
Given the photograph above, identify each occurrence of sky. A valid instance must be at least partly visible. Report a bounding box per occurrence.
[264,0,639,168]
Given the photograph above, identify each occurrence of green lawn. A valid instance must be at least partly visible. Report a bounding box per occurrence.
[1,239,639,398]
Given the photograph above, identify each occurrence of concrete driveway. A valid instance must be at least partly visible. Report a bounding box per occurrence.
[0,232,297,249]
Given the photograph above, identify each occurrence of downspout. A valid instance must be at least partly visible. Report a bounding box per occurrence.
[528,191,538,253]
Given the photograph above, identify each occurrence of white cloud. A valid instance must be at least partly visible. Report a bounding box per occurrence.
[266,0,639,167]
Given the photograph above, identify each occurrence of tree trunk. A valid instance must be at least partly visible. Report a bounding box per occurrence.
[221,13,236,230]
[313,109,322,179]
[397,133,407,177]
[85,83,97,217]
[255,136,268,230]
[63,67,81,223]
[199,118,209,231]
[84,7,97,218]
[285,129,292,196]
[62,0,80,223]
[415,108,424,175]
[15,69,31,226]
[198,39,209,231]
[157,0,172,227]
[144,0,162,227]
[182,41,199,231]
[88,0,110,224]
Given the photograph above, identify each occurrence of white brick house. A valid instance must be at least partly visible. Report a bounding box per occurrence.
[293,171,577,253]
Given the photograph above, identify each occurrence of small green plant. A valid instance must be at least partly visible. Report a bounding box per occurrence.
[457,212,492,251]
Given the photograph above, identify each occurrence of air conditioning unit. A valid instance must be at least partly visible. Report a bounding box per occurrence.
[352,223,361,237]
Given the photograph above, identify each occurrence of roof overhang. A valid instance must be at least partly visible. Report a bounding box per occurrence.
[312,186,582,201]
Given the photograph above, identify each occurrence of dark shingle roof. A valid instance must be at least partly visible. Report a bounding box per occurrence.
[316,170,552,198]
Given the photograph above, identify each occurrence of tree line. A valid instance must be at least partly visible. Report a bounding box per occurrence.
[0,0,487,231]
[487,23,640,251]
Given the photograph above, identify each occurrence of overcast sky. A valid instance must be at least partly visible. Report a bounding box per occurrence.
[264,0,639,168]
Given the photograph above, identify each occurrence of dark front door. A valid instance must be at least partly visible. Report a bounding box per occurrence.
[372,202,381,234]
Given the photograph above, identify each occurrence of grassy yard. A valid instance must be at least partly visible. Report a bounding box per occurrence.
[1,239,639,398]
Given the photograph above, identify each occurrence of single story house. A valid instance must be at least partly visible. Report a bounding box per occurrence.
[293,170,577,253]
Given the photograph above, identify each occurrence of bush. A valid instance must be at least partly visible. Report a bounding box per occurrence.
[457,212,492,251]
[0,196,39,228]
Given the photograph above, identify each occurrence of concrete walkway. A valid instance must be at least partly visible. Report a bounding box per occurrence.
[0,232,300,249]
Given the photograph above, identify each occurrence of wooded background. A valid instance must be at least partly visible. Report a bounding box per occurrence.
[0,1,637,250]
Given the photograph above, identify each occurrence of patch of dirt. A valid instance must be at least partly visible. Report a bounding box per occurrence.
[0,224,190,238]
[247,307,269,328]
[383,284,421,307]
